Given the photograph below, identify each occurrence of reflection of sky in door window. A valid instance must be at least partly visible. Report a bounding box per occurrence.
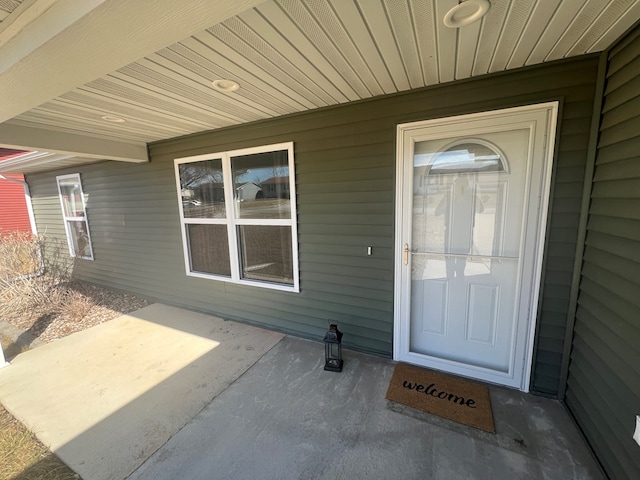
[414,142,504,174]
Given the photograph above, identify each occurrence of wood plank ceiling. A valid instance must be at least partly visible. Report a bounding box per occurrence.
[3,0,640,157]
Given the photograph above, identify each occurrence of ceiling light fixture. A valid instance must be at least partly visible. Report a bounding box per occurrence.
[443,0,490,28]
[100,115,126,123]
[212,79,240,92]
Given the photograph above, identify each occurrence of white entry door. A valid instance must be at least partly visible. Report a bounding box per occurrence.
[394,103,558,390]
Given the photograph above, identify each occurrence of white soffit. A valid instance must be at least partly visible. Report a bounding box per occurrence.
[0,0,639,171]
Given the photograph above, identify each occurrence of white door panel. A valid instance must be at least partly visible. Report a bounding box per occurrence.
[395,103,558,390]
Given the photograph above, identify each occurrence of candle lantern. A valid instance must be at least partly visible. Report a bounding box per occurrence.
[323,323,343,372]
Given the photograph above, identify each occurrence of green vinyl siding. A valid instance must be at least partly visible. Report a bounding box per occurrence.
[27,56,599,388]
[565,25,640,480]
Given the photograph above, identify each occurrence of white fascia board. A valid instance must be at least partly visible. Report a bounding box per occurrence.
[0,122,148,163]
[0,0,265,123]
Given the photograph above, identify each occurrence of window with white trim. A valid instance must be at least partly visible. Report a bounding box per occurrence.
[56,173,94,260]
[175,142,299,292]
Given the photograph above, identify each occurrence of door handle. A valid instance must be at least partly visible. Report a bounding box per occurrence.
[404,243,409,265]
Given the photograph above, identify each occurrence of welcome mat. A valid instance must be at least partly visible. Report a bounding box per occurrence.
[386,363,495,433]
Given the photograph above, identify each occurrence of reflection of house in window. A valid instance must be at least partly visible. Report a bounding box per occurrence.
[260,176,290,199]
[236,182,261,201]
[194,182,224,203]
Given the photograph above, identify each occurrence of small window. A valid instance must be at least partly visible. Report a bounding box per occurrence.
[175,142,299,292]
[56,173,94,260]
[429,140,506,174]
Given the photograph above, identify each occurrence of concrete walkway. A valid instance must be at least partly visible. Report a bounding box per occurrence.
[0,304,284,480]
[0,304,604,480]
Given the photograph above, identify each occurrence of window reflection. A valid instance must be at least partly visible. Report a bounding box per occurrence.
[58,181,85,218]
[237,225,293,285]
[429,142,505,174]
[232,149,291,219]
[179,159,226,219]
[412,139,510,281]
[187,224,231,277]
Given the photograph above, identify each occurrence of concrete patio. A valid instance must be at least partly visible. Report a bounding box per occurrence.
[0,304,604,480]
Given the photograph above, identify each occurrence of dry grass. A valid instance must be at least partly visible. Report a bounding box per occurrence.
[0,405,79,480]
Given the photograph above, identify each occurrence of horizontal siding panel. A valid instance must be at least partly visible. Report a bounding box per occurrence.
[301,244,393,262]
[591,178,640,198]
[301,261,390,282]
[566,25,640,480]
[299,202,391,215]
[554,165,585,184]
[593,156,640,181]
[598,113,640,146]
[587,214,640,240]
[297,191,395,205]
[583,246,640,284]
[572,325,640,403]
[601,72,640,113]
[589,198,640,220]
[599,94,640,129]
[566,358,639,480]
[581,263,640,307]
[596,135,640,164]
[579,277,640,324]
[604,53,640,95]
[298,233,390,248]
[607,25,640,72]
[578,292,640,357]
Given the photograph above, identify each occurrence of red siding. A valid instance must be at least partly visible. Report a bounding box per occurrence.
[0,174,32,234]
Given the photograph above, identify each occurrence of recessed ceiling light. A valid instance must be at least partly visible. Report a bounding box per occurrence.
[100,115,126,123]
[212,79,240,92]
[443,0,490,28]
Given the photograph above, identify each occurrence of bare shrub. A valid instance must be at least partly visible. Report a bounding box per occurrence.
[0,231,41,281]
[0,233,75,321]
[59,289,94,322]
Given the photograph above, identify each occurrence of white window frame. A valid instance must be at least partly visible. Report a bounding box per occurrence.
[174,142,299,293]
[56,173,94,260]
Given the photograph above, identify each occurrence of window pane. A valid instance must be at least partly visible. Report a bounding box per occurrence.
[179,159,226,218]
[68,220,93,258]
[231,149,291,219]
[187,224,231,277]
[238,225,293,285]
[58,178,84,218]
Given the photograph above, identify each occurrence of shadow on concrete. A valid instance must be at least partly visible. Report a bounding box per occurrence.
[1,339,25,362]
[0,312,55,362]
[14,312,55,348]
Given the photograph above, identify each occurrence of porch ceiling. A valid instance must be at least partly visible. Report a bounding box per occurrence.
[0,0,638,174]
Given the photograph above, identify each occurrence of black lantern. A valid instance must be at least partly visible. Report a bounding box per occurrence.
[323,324,343,372]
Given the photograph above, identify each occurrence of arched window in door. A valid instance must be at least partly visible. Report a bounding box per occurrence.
[428,140,508,175]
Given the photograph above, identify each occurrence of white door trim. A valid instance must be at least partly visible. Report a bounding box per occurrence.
[393,102,559,391]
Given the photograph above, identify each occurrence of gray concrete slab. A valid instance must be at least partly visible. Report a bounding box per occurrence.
[0,304,284,480]
[129,336,604,480]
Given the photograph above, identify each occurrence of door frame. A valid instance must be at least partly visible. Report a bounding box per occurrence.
[393,102,559,391]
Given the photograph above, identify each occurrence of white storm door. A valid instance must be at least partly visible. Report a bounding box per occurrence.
[394,103,558,390]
